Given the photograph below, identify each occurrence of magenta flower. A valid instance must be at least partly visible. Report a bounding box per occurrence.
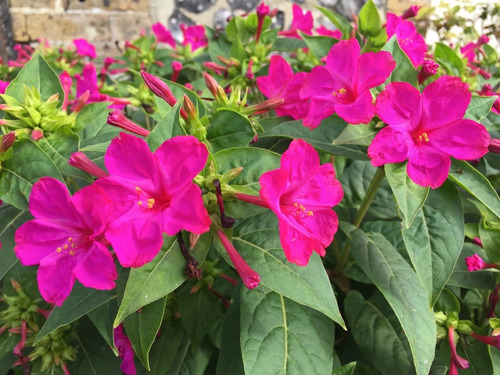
[237,140,343,266]
[107,110,150,137]
[114,324,137,375]
[315,25,342,39]
[448,326,469,374]
[73,38,97,59]
[461,35,489,63]
[180,24,207,52]
[465,253,498,271]
[151,22,176,48]
[0,80,9,94]
[478,84,500,115]
[386,13,427,67]
[14,177,117,306]
[59,71,72,111]
[279,4,313,38]
[300,38,395,128]
[97,133,211,267]
[470,331,500,349]
[256,55,309,120]
[368,76,490,188]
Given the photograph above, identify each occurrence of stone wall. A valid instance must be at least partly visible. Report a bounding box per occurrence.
[7,0,430,55]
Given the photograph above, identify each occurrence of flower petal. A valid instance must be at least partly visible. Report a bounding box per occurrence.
[335,89,375,124]
[73,242,117,290]
[375,82,422,129]
[325,39,360,86]
[301,209,339,249]
[368,126,414,166]
[256,55,293,99]
[302,96,336,129]
[259,169,289,214]
[281,139,319,189]
[300,66,336,100]
[279,219,317,266]
[356,51,395,93]
[407,146,450,188]
[38,252,78,306]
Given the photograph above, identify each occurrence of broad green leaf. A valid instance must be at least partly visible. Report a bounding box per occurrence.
[0,139,64,210]
[359,0,382,37]
[206,109,255,153]
[382,36,418,87]
[77,101,117,151]
[434,288,461,314]
[148,318,186,375]
[332,121,377,146]
[448,243,496,289]
[5,54,63,104]
[240,286,335,375]
[206,27,232,61]
[434,42,463,77]
[170,339,213,375]
[479,218,500,263]
[345,291,411,374]
[87,301,118,354]
[35,282,115,344]
[216,285,244,375]
[449,160,500,219]
[0,204,29,279]
[0,330,18,360]
[299,33,337,60]
[225,209,344,327]
[362,220,406,254]
[350,229,436,375]
[123,296,167,370]
[146,100,184,151]
[273,37,307,51]
[114,234,209,326]
[260,117,369,160]
[316,6,353,39]
[465,95,497,121]
[385,162,429,228]
[332,362,356,375]
[177,282,221,348]
[402,182,464,305]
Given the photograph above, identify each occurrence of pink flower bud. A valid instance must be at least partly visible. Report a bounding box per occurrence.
[417,59,439,84]
[68,152,109,178]
[171,61,183,82]
[465,253,498,271]
[203,72,219,97]
[470,331,500,349]
[246,59,255,80]
[0,132,15,153]
[140,70,177,107]
[401,5,421,19]
[448,326,469,371]
[73,90,90,113]
[489,139,500,154]
[107,110,150,137]
[478,34,490,45]
[30,129,44,141]
[257,2,270,18]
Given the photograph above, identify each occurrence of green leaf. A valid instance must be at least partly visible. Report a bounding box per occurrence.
[479,218,500,263]
[169,339,213,375]
[87,301,118,354]
[299,33,337,60]
[206,109,255,153]
[332,362,357,375]
[123,296,167,370]
[177,282,221,348]
[0,204,29,279]
[382,36,418,87]
[0,139,64,210]
[148,318,187,375]
[402,181,464,305]
[316,6,353,39]
[146,100,185,151]
[332,121,377,146]
[465,95,497,121]
[5,54,63,104]
[225,210,345,327]
[35,282,115,344]
[344,291,412,374]
[206,27,232,61]
[240,286,335,375]
[434,42,463,76]
[448,243,496,289]
[350,229,436,375]
[261,117,369,160]
[385,163,429,228]
[77,102,117,151]
[359,0,382,37]
[272,38,307,51]
[449,160,500,219]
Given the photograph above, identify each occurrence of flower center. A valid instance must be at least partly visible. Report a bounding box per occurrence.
[284,202,314,219]
[56,236,89,256]
[332,87,347,97]
[135,186,170,212]
[415,132,430,144]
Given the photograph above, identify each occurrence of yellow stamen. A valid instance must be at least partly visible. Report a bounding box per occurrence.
[307,211,314,216]
[147,198,155,209]
[68,237,73,242]
[138,201,143,206]
[69,250,75,256]
[56,247,62,252]
[338,88,346,94]
[63,244,68,249]
[135,186,142,193]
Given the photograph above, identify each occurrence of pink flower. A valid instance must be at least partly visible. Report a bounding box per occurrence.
[461,35,489,63]
[465,253,498,271]
[300,38,395,128]
[216,229,260,289]
[470,331,500,349]
[113,325,136,375]
[478,84,500,115]
[73,38,97,59]
[68,152,108,179]
[180,24,207,52]
[315,25,342,39]
[386,13,427,67]
[401,5,421,19]
[257,55,308,119]
[279,4,313,38]
[368,76,490,188]
[448,326,469,373]
[237,140,343,266]
[14,177,117,306]
[59,71,72,111]
[107,110,150,137]
[97,133,211,267]
[417,59,439,84]
[0,80,9,94]
[151,22,176,48]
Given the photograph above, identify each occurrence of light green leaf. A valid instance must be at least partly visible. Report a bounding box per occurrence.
[316,6,353,38]
[206,109,255,153]
[146,100,185,151]
[350,229,436,375]
[382,36,418,87]
[299,33,337,60]
[449,159,500,219]
[465,95,497,121]
[434,42,463,77]
[359,0,382,37]
[332,122,377,146]
[273,37,307,51]
[479,217,500,263]
[385,162,429,228]
[240,286,335,375]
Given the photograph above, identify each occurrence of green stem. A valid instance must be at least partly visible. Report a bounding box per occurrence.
[335,167,385,275]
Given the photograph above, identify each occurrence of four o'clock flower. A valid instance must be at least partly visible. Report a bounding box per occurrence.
[278,4,313,38]
[114,324,137,375]
[300,38,395,128]
[470,331,500,349]
[73,38,97,59]
[151,22,176,48]
[386,13,427,67]
[368,76,490,188]
[465,253,498,271]
[97,133,211,267]
[448,326,469,374]
[237,140,343,266]
[256,55,309,120]
[14,177,118,306]
[180,24,208,52]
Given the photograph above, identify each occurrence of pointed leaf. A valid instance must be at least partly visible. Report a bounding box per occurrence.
[148,318,187,375]
[206,109,255,153]
[332,121,377,146]
[382,36,418,87]
[0,204,29,279]
[240,286,335,375]
[465,95,497,121]
[316,6,353,38]
[299,33,338,60]
[87,301,118,354]
[350,229,436,375]
[434,42,463,77]
[146,100,185,151]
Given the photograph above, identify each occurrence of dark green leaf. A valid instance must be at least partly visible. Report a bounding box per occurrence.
[316,6,353,38]
[240,286,335,375]
[479,218,500,263]
[148,318,186,375]
[382,36,418,87]
[332,362,357,375]
[272,38,307,51]
[206,110,255,153]
[87,301,118,354]
[299,33,337,60]
[146,101,185,151]
[332,122,377,146]
[0,204,29,279]
[350,229,436,375]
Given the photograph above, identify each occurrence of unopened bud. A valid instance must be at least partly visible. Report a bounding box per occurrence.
[140,70,177,107]
[68,152,109,178]
[31,129,44,141]
[401,5,421,19]
[203,72,219,97]
[248,97,284,115]
[418,59,439,84]
[189,233,201,250]
[257,2,270,19]
[11,279,22,293]
[183,95,196,120]
[73,90,90,113]
[489,139,500,154]
[107,110,150,137]
[171,61,183,82]
[0,132,15,153]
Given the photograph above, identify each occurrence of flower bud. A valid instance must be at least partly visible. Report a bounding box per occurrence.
[0,132,15,153]
[107,110,150,137]
[171,61,183,82]
[418,59,439,84]
[30,129,44,141]
[203,72,219,97]
[401,5,421,19]
[68,152,109,178]
[140,70,177,107]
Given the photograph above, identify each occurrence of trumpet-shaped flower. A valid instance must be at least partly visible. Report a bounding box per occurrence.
[97,133,211,267]
[386,13,427,67]
[368,76,490,188]
[151,22,176,48]
[237,140,343,266]
[300,38,395,128]
[73,38,97,59]
[14,178,117,306]
[256,55,308,119]
[180,24,207,52]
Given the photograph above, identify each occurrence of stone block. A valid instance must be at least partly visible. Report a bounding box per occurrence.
[65,0,150,11]
[9,0,55,8]
[10,12,29,42]
[110,13,152,41]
